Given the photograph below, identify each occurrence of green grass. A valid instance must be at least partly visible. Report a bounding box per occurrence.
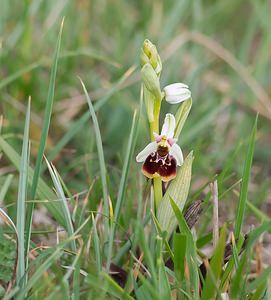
[0,0,271,299]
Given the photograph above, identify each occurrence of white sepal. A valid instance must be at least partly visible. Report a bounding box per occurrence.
[169,143,183,166]
[136,141,157,162]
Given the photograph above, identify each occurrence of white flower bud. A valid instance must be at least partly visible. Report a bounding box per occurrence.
[163,83,191,104]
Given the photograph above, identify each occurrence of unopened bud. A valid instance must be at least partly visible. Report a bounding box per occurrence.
[141,63,161,100]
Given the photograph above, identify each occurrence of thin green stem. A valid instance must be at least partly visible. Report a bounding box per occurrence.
[153,177,163,208]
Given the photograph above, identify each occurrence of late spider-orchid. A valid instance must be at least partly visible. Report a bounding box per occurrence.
[136,113,183,182]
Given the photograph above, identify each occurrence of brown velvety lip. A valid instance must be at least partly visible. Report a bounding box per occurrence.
[142,152,177,182]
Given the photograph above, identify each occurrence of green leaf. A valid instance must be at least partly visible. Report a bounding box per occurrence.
[80,78,110,243]
[169,197,199,298]
[151,211,174,261]
[250,282,267,300]
[234,115,258,239]
[13,217,90,299]
[157,151,193,237]
[173,233,186,282]
[16,98,31,287]
[44,158,76,251]
[107,110,139,270]
[0,137,65,225]
[0,174,14,205]
[230,253,247,298]
[91,213,102,272]
[25,19,64,268]
[88,272,134,300]
[174,98,192,139]
[201,225,227,300]
[158,263,171,300]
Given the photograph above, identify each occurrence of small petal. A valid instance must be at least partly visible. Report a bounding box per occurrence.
[154,134,162,143]
[167,137,177,146]
[136,141,157,162]
[161,113,175,138]
[164,82,191,104]
[169,143,183,166]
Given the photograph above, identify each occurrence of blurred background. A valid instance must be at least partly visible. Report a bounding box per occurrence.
[1,1,271,230]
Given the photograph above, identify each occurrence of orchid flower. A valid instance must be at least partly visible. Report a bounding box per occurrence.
[136,113,183,182]
[163,83,191,104]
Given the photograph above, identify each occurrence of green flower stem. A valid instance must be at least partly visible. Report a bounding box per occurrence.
[151,98,163,209]
[153,177,163,208]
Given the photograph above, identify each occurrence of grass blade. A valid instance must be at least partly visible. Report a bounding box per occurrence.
[169,197,199,298]
[11,217,90,299]
[234,115,258,239]
[91,213,102,272]
[88,272,134,300]
[201,225,227,300]
[25,19,64,266]
[47,66,136,164]
[44,158,76,251]
[173,233,186,282]
[79,78,109,243]
[0,137,65,225]
[16,98,31,287]
[106,110,139,270]
[0,174,14,205]
[174,98,192,139]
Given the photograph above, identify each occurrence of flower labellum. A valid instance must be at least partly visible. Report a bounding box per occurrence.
[136,114,183,182]
[163,82,191,104]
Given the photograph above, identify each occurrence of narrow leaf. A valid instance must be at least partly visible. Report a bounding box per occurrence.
[25,19,64,265]
[157,151,193,237]
[80,78,109,243]
[201,225,227,300]
[107,110,139,270]
[174,98,192,139]
[169,197,199,298]
[44,158,76,251]
[234,115,258,238]
[16,98,31,287]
